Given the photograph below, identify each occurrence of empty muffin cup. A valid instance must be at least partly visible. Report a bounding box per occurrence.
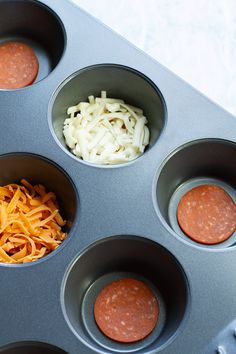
[156,139,236,248]
[50,64,166,166]
[0,342,68,354]
[0,0,65,87]
[62,235,189,353]
[0,153,77,265]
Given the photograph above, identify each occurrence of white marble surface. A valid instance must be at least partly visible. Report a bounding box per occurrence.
[72,0,236,116]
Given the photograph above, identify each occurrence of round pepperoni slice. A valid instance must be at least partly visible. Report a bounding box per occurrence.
[0,41,39,89]
[177,184,236,245]
[94,278,159,343]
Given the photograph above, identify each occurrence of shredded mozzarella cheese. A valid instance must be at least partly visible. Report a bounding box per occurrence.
[63,91,150,165]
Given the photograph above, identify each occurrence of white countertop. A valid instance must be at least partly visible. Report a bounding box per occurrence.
[72,0,236,116]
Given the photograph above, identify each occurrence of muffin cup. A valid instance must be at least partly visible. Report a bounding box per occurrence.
[156,139,236,248]
[0,342,68,354]
[62,236,189,353]
[0,0,65,87]
[0,152,78,266]
[50,64,166,167]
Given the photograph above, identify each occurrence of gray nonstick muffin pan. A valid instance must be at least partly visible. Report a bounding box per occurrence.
[0,1,236,353]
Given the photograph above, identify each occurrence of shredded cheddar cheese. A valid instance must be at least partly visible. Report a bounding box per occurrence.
[0,179,67,264]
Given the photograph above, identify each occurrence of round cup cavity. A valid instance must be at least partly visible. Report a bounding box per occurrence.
[0,0,65,87]
[0,342,68,354]
[156,139,236,248]
[62,236,189,353]
[0,153,77,265]
[50,64,166,166]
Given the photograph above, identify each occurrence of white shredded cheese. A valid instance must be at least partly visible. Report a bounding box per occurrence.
[63,91,150,165]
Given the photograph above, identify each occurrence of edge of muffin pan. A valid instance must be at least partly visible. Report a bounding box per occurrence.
[1,0,236,353]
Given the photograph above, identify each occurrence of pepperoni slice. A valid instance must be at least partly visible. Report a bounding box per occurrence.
[177,184,236,244]
[0,41,39,89]
[94,278,159,343]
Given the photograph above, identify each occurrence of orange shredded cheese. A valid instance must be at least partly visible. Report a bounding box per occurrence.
[0,180,67,264]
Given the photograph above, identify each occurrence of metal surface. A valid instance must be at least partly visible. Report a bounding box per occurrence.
[0,0,236,353]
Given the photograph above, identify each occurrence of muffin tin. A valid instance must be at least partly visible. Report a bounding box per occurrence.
[0,1,236,353]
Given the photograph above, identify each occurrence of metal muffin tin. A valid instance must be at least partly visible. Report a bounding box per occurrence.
[0,1,236,353]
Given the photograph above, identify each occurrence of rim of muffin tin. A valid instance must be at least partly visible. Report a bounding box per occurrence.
[0,0,67,91]
[61,234,191,354]
[0,152,79,268]
[48,63,167,169]
[153,138,236,251]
